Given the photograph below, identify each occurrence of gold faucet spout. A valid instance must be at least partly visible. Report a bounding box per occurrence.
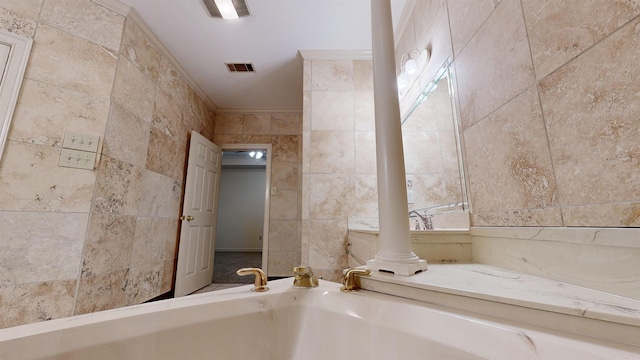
[341,268,371,292]
[236,267,269,292]
[293,266,319,288]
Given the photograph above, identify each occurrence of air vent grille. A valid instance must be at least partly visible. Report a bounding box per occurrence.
[226,63,255,72]
[203,0,250,18]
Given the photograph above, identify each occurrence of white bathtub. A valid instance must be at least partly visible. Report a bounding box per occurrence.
[0,279,637,360]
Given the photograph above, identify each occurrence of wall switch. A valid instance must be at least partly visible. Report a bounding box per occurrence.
[270,186,277,196]
[62,131,100,152]
[59,148,96,170]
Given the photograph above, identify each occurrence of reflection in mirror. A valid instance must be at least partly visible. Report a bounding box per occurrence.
[401,58,469,230]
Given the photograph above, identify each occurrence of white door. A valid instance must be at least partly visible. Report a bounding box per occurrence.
[174,131,222,297]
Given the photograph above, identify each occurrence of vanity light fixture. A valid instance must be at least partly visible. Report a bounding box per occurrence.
[202,0,250,19]
[396,48,430,93]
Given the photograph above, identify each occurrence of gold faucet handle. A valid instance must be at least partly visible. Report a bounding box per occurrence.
[236,267,269,292]
[341,268,371,292]
[292,266,319,288]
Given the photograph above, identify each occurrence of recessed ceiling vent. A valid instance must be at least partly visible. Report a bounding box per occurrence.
[203,0,250,19]
[226,63,255,72]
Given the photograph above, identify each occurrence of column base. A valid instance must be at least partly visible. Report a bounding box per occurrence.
[367,258,428,276]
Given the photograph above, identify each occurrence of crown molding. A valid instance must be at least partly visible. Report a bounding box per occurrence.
[298,50,372,60]
[215,107,302,114]
[126,10,218,112]
[91,0,131,16]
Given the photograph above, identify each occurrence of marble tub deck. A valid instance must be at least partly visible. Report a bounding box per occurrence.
[358,264,640,346]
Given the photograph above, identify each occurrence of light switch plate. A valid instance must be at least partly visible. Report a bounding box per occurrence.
[59,148,96,170]
[62,131,100,152]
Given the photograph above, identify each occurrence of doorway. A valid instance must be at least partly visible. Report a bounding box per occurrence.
[213,144,271,284]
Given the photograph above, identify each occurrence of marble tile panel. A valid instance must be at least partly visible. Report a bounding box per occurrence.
[131,217,178,266]
[471,226,640,248]
[0,142,96,212]
[355,131,376,174]
[471,207,563,227]
[0,211,87,285]
[271,161,298,190]
[120,17,160,80]
[81,213,136,276]
[402,131,443,174]
[173,142,187,182]
[160,260,174,293]
[103,102,149,168]
[242,113,270,134]
[309,174,355,219]
[411,0,453,82]
[464,87,557,213]
[111,57,156,123]
[562,202,640,227]
[26,24,117,98]
[267,251,300,277]
[311,60,353,91]
[310,91,354,131]
[471,236,640,299]
[302,130,310,173]
[355,174,378,218]
[308,220,349,270]
[271,113,300,135]
[271,135,299,163]
[138,170,181,218]
[353,60,373,91]
[184,87,205,127]
[455,0,535,128]
[269,189,298,220]
[354,91,375,131]
[125,262,163,304]
[301,174,310,220]
[0,6,37,37]
[0,0,43,20]
[213,134,242,144]
[241,134,271,144]
[409,173,449,209]
[92,155,142,215]
[74,269,129,315]
[0,280,75,329]
[302,59,312,91]
[439,130,460,173]
[214,113,243,135]
[302,91,311,132]
[538,17,640,208]
[157,56,188,106]
[522,0,640,79]
[152,88,182,140]
[269,220,300,252]
[146,128,177,178]
[40,0,124,51]
[309,131,354,174]
[447,0,498,55]
[9,79,110,147]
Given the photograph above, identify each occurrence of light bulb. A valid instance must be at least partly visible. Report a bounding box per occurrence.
[404,59,417,75]
[256,151,264,159]
[397,72,409,90]
[249,151,256,158]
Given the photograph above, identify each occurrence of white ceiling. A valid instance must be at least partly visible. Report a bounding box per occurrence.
[120,0,407,112]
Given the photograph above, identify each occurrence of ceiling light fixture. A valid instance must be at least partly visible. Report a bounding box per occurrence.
[202,0,250,19]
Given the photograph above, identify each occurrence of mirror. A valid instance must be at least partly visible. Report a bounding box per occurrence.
[401,58,469,230]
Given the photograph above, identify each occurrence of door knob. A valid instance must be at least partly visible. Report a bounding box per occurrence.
[180,215,194,221]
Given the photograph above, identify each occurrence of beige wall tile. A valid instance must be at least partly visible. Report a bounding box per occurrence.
[539,17,640,208]
[10,79,110,147]
[269,220,300,252]
[309,131,355,174]
[214,113,243,135]
[92,156,142,215]
[0,211,87,285]
[355,131,376,174]
[522,0,640,79]
[447,0,497,55]
[40,0,124,51]
[152,88,183,141]
[354,91,375,131]
[138,170,181,218]
[146,128,177,178]
[111,57,156,123]
[455,0,535,128]
[103,103,150,168]
[120,17,161,80]
[0,7,37,37]
[308,220,348,269]
[310,91,354,131]
[0,280,75,329]
[562,203,640,227]
[81,214,136,276]
[309,174,355,219]
[270,189,298,220]
[411,0,453,82]
[271,135,299,163]
[471,208,562,227]
[243,114,271,134]
[464,87,557,215]
[355,174,378,218]
[0,0,43,20]
[353,60,373,91]
[267,251,300,277]
[158,56,188,106]
[26,24,117,98]
[311,60,353,91]
[131,217,178,266]
[125,262,163,304]
[271,161,298,190]
[403,131,443,174]
[271,113,300,135]
[74,269,128,315]
[0,142,96,212]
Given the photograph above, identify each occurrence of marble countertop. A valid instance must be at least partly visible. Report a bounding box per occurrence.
[362,263,640,327]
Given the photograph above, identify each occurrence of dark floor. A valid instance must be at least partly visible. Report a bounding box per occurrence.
[213,251,262,283]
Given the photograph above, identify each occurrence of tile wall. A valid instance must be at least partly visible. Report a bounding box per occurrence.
[213,112,302,277]
[0,1,215,327]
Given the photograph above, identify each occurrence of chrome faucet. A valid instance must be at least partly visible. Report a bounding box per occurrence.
[236,267,269,292]
[409,210,433,230]
[293,266,319,288]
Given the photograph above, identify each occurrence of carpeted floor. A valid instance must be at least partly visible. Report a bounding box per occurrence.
[213,251,263,283]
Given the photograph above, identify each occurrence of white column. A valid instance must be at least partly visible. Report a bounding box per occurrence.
[366,0,427,276]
